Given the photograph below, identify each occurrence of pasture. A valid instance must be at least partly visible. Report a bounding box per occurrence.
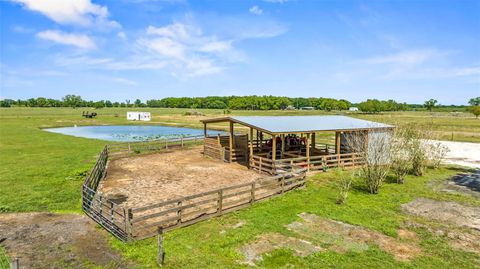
[0,107,479,268]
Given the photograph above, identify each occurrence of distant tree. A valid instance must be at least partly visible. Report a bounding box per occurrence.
[0,99,14,107]
[93,101,105,109]
[125,99,131,107]
[134,99,143,107]
[469,106,480,119]
[105,100,113,107]
[469,97,480,106]
[424,99,438,112]
[358,99,384,113]
[63,94,83,108]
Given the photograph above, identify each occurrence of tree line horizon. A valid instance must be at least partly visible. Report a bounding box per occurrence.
[1,95,478,113]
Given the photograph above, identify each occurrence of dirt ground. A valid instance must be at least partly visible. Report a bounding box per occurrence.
[0,213,131,269]
[435,140,480,168]
[99,146,261,208]
[402,198,480,254]
[239,212,421,265]
[401,198,480,230]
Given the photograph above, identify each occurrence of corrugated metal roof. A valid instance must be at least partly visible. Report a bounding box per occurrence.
[227,115,393,133]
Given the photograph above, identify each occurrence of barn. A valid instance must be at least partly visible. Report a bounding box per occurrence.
[201,115,394,174]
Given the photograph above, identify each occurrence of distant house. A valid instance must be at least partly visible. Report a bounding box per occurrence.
[349,107,359,111]
[300,106,315,110]
[127,111,151,121]
[284,105,296,110]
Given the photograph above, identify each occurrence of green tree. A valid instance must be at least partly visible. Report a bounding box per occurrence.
[469,97,480,106]
[424,99,438,111]
[469,106,480,119]
[63,95,83,108]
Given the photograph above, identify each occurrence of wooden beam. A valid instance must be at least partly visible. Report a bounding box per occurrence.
[281,134,285,158]
[311,132,316,155]
[272,134,277,161]
[306,133,311,172]
[249,127,254,166]
[335,131,341,154]
[203,122,207,137]
[229,121,234,163]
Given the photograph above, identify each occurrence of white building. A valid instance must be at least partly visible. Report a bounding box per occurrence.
[127,111,151,121]
[349,107,359,111]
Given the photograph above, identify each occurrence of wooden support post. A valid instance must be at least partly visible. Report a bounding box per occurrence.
[203,122,207,138]
[157,227,165,266]
[165,139,168,149]
[110,201,114,223]
[218,190,223,213]
[177,201,183,224]
[281,175,285,193]
[311,133,316,154]
[306,133,311,171]
[272,134,277,162]
[11,258,19,269]
[128,143,131,154]
[281,134,285,159]
[229,122,234,163]
[336,132,341,167]
[249,128,254,167]
[127,208,133,236]
[335,132,341,154]
[250,182,255,204]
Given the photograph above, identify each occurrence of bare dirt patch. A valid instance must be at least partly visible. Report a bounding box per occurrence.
[286,213,421,261]
[0,212,131,269]
[402,198,480,254]
[401,198,480,230]
[99,146,261,208]
[239,213,421,265]
[239,233,322,266]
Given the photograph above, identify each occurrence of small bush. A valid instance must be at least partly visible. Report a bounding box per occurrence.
[0,205,11,213]
[335,169,354,204]
[184,110,204,116]
[427,141,449,169]
[65,168,89,180]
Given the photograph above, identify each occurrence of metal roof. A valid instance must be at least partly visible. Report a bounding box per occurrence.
[202,115,394,134]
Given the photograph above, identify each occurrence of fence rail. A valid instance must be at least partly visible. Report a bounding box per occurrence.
[81,135,307,242]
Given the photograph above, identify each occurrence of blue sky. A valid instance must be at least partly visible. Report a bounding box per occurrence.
[0,0,479,104]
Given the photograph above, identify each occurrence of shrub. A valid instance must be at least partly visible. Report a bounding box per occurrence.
[390,126,414,183]
[335,169,354,204]
[345,130,391,194]
[427,141,449,169]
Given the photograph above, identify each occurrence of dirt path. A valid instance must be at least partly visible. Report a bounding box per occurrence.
[435,140,480,168]
[0,213,132,269]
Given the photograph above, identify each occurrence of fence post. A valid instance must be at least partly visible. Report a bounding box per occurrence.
[259,158,262,173]
[165,139,168,149]
[127,209,133,239]
[157,227,165,266]
[281,175,285,193]
[250,182,255,204]
[177,201,183,225]
[128,143,131,154]
[218,190,223,213]
[99,195,103,216]
[110,201,115,224]
[11,258,19,269]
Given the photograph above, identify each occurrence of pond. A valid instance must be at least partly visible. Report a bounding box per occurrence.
[44,125,220,142]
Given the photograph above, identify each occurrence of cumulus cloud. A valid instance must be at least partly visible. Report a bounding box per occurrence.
[11,0,119,28]
[36,30,96,49]
[249,6,263,15]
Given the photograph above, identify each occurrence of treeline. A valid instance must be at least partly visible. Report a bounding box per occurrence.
[0,95,472,113]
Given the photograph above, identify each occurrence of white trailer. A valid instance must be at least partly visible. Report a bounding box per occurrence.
[127,111,151,121]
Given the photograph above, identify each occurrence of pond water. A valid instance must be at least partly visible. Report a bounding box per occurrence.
[44,125,219,142]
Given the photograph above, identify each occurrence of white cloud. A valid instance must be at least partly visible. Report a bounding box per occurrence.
[249,6,263,15]
[36,30,96,49]
[117,32,127,40]
[12,0,119,28]
[362,49,443,66]
[454,66,480,76]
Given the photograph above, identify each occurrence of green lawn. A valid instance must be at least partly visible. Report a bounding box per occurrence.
[0,107,479,268]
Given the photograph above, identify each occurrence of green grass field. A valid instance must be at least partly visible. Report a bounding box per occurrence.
[0,107,479,268]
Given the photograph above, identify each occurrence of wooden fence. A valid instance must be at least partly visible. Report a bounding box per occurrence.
[127,170,306,240]
[275,152,365,172]
[81,135,307,242]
